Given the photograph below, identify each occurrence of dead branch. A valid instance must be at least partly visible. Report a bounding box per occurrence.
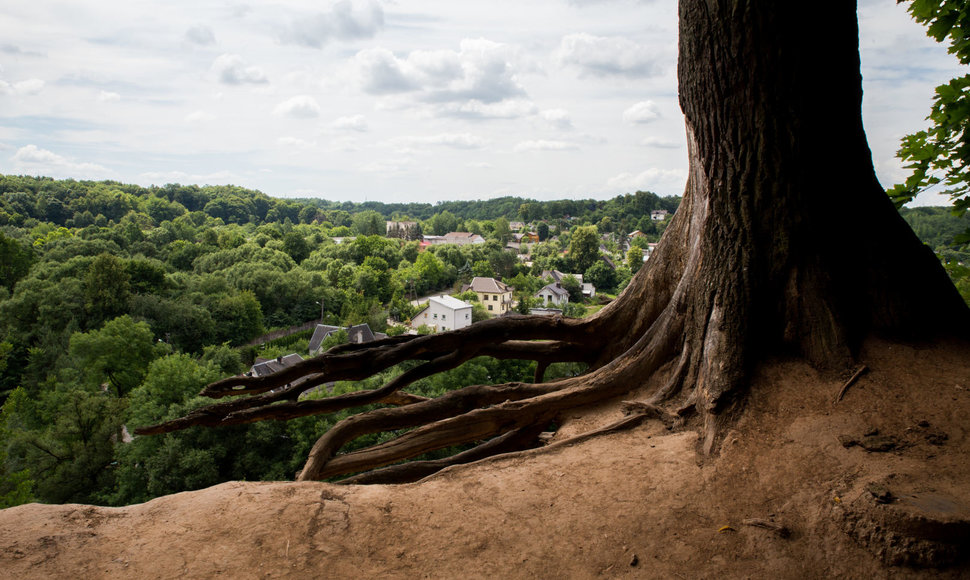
[834,365,868,404]
[741,518,791,538]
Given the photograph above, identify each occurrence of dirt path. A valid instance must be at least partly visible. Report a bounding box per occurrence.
[2,339,968,578]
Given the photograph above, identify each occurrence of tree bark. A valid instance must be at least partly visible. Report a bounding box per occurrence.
[143,0,970,481]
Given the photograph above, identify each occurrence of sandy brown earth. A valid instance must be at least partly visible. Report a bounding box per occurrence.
[1,338,969,579]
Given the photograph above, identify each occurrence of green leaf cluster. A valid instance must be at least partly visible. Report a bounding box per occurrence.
[890,1,970,243]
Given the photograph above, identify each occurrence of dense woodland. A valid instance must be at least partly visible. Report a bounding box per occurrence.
[0,175,678,506]
[0,175,966,506]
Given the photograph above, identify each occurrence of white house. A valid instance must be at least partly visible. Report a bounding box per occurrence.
[411,295,473,331]
[441,232,486,245]
[536,283,570,307]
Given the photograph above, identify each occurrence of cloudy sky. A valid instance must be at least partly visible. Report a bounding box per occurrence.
[0,0,964,205]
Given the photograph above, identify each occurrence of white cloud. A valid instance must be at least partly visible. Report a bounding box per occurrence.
[278,136,317,148]
[139,169,235,184]
[623,101,660,124]
[355,39,529,115]
[607,167,685,191]
[439,98,538,120]
[641,136,681,148]
[185,110,215,123]
[211,54,268,85]
[513,140,579,152]
[390,133,488,151]
[0,78,44,96]
[280,0,384,48]
[326,137,362,153]
[331,114,368,132]
[185,25,216,46]
[358,157,412,174]
[11,145,113,178]
[0,44,44,57]
[356,47,417,94]
[407,49,463,82]
[273,95,321,118]
[558,33,663,78]
[98,90,121,102]
[540,108,573,130]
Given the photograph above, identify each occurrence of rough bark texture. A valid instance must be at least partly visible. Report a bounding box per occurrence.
[141,0,970,481]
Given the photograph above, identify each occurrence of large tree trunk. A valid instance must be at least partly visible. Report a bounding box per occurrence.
[647,1,969,442]
[140,0,970,481]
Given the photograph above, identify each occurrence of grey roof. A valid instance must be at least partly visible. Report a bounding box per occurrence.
[541,270,583,284]
[465,276,512,294]
[537,283,569,298]
[310,323,386,353]
[442,232,485,244]
[308,324,343,354]
[250,353,305,377]
[347,323,384,344]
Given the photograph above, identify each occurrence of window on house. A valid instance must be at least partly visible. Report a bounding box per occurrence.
[488,304,493,311]
[442,314,446,320]
[433,313,438,319]
[492,295,498,301]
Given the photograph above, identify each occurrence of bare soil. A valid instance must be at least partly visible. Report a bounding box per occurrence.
[2,338,968,579]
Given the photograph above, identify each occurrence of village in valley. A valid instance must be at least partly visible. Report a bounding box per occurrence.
[246,209,672,382]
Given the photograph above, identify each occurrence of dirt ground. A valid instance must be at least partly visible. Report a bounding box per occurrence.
[1,338,968,579]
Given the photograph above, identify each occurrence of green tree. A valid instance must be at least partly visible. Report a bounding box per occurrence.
[282,231,311,263]
[0,232,32,292]
[351,210,386,236]
[69,316,159,397]
[560,274,584,303]
[429,211,458,235]
[627,246,645,273]
[414,251,445,291]
[536,222,550,242]
[488,249,518,279]
[298,205,320,224]
[115,353,225,503]
[585,261,617,294]
[568,225,600,272]
[492,217,512,245]
[472,260,494,278]
[84,253,131,325]
[3,386,125,504]
[889,0,970,242]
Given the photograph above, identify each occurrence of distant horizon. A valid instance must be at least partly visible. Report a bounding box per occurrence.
[5,173,959,216]
[0,1,963,207]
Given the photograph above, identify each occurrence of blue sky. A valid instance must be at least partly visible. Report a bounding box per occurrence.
[0,0,964,204]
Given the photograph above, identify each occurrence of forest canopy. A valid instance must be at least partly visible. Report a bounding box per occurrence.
[0,174,685,506]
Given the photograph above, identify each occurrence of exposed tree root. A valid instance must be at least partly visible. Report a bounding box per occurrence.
[336,424,548,485]
[292,290,686,480]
